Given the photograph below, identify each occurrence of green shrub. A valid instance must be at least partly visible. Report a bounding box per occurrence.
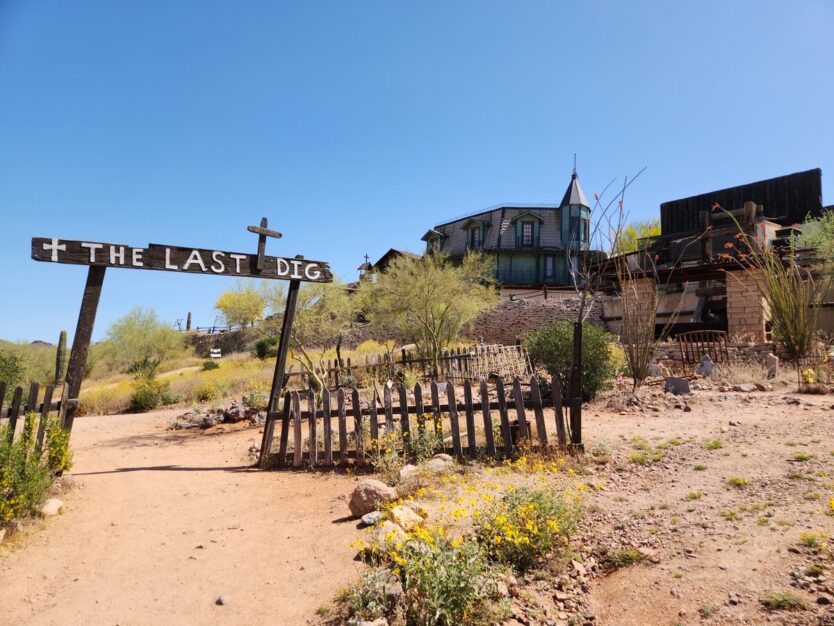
[524,321,617,400]
[253,336,278,359]
[0,349,25,402]
[408,425,444,464]
[344,568,398,623]
[45,417,73,473]
[761,591,806,611]
[242,384,269,411]
[193,380,220,402]
[0,417,53,522]
[598,546,644,570]
[201,360,220,371]
[476,487,579,572]
[129,377,170,412]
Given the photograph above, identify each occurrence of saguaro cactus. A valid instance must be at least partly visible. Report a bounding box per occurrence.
[55,329,67,385]
[186,311,192,332]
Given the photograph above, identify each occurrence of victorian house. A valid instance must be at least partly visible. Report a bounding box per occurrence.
[420,170,594,288]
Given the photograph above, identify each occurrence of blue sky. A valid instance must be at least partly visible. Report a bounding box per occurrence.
[1,1,832,342]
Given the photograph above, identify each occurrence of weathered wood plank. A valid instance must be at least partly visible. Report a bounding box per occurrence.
[368,394,378,443]
[383,385,394,437]
[292,392,302,468]
[414,383,425,434]
[495,378,513,457]
[463,380,477,458]
[36,385,54,452]
[276,392,292,467]
[0,382,6,422]
[512,377,529,442]
[553,376,567,447]
[529,376,548,446]
[60,265,106,432]
[307,389,317,468]
[447,382,462,457]
[480,379,496,457]
[338,388,348,466]
[351,388,364,467]
[7,386,23,444]
[430,381,442,440]
[25,382,39,415]
[32,238,333,283]
[397,384,410,447]
[322,389,333,465]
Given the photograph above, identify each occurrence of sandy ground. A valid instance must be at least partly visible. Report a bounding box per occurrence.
[0,410,363,626]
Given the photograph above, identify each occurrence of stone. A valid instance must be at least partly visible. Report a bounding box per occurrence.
[361,511,383,526]
[818,595,832,605]
[637,547,660,563]
[696,355,718,378]
[647,363,664,377]
[348,480,398,518]
[40,498,64,517]
[388,505,423,531]
[733,383,757,393]
[663,377,691,396]
[424,454,454,473]
[398,464,421,481]
[358,618,389,626]
[223,401,248,423]
[405,501,428,518]
[249,411,266,426]
[765,353,779,379]
[368,521,408,552]
[0,528,5,544]
[571,560,586,576]
[215,594,231,605]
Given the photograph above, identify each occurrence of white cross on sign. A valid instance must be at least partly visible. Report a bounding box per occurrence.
[43,237,66,262]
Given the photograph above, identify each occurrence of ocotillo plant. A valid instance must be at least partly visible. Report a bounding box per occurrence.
[55,330,67,385]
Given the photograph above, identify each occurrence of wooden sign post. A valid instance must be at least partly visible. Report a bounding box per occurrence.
[31,218,332,468]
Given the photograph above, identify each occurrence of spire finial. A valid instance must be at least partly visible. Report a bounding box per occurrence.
[573,153,577,177]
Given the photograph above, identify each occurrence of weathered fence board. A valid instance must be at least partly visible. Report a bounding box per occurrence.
[267,375,577,469]
[0,381,62,447]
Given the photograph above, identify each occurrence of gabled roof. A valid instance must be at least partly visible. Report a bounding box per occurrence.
[421,228,447,242]
[560,172,590,208]
[373,248,421,270]
[461,217,491,229]
[509,210,545,224]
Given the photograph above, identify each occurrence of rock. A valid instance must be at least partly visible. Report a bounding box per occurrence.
[361,511,383,526]
[425,455,453,473]
[638,547,660,563]
[733,383,757,393]
[625,394,641,406]
[249,411,266,427]
[818,595,832,605]
[765,353,779,379]
[647,363,664,377]
[398,464,421,481]
[384,579,403,603]
[388,505,423,531]
[215,594,231,605]
[358,618,389,626]
[223,401,248,423]
[40,498,64,517]
[348,480,398,518]
[663,377,691,396]
[405,501,428,518]
[0,528,5,544]
[696,355,718,378]
[368,521,408,552]
[571,560,587,576]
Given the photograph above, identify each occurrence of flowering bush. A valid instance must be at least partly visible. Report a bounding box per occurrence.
[476,487,580,572]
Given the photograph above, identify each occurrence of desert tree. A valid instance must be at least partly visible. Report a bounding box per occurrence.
[214,281,266,328]
[101,307,183,379]
[356,251,499,378]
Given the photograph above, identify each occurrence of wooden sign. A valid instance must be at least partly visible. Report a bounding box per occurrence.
[31,237,332,283]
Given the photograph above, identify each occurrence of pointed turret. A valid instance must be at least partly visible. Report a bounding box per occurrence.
[560,169,590,209]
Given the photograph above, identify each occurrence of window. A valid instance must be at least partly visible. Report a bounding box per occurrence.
[468,226,482,249]
[545,255,554,278]
[522,222,533,246]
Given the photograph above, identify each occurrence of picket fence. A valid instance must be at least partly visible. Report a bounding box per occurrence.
[268,375,581,469]
[0,381,62,447]
[285,344,533,388]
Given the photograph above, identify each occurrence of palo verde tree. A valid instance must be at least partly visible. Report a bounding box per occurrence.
[214,281,266,328]
[284,279,355,398]
[101,307,183,379]
[356,251,499,378]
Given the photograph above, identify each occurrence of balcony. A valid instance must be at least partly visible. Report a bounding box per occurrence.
[495,268,563,286]
[514,235,540,249]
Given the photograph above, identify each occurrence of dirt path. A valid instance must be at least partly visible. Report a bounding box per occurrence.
[0,410,363,626]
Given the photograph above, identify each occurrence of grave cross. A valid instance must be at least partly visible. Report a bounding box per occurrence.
[246,217,282,272]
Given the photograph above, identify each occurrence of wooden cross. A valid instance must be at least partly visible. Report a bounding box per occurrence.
[247,217,282,272]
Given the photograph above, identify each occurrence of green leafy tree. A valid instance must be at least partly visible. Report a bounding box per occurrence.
[356,251,499,377]
[101,307,183,378]
[215,282,266,328]
[0,349,25,401]
[615,218,661,254]
[799,210,834,276]
[288,280,355,397]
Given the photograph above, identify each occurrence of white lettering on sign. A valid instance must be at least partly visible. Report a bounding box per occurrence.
[304,263,321,281]
[276,258,290,276]
[110,246,125,265]
[210,251,226,273]
[43,238,66,262]
[182,249,207,272]
[229,254,246,273]
[132,248,144,267]
[290,259,303,279]
[80,242,103,262]
[165,249,177,270]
